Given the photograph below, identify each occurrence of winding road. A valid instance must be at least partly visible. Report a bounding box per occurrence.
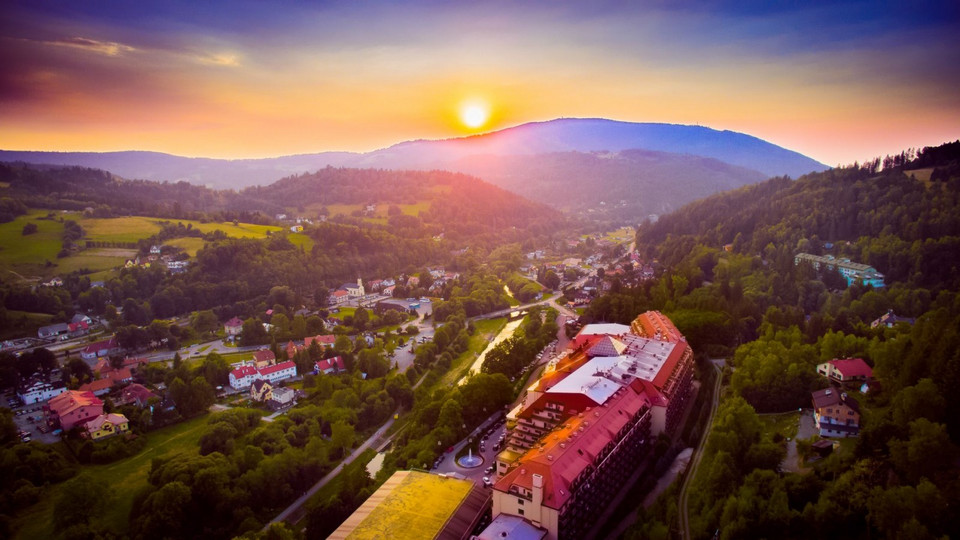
[679,360,724,540]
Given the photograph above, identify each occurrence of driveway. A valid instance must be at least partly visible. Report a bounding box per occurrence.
[782,409,816,473]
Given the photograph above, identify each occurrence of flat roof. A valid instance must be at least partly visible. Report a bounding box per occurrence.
[329,470,484,540]
[477,514,546,540]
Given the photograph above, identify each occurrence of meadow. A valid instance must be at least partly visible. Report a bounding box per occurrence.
[13,414,211,539]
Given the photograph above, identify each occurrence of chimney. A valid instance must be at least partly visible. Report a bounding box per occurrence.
[532,473,543,509]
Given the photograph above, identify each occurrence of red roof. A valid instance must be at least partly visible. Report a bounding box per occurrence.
[305,334,336,346]
[83,337,118,354]
[121,383,158,404]
[332,290,349,297]
[259,360,296,376]
[231,365,259,379]
[78,378,113,393]
[495,381,652,510]
[225,317,244,328]
[829,358,873,379]
[253,349,276,363]
[48,390,103,416]
[314,356,345,373]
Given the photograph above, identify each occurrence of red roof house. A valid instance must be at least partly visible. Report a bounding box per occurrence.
[817,358,873,383]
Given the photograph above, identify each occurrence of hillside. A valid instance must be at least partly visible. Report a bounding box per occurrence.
[0,119,827,216]
[446,149,768,217]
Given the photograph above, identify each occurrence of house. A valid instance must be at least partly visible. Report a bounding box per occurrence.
[305,334,336,348]
[285,341,300,358]
[368,279,384,291]
[290,225,303,233]
[84,413,129,440]
[38,323,70,339]
[816,358,873,384]
[870,309,916,328]
[78,378,114,397]
[329,289,350,305]
[81,337,121,361]
[67,321,90,337]
[812,388,861,438]
[228,361,298,390]
[120,383,159,407]
[382,285,396,296]
[253,349,276,368]
[224,317,244,336]
[250,379,273,402]
[811,438,837,458]
[45,390,104,431]
[149,245,162,255]
[71,314,93,326]
[18,380,67,405]
[314,356,345,375]
[270,386,295,408]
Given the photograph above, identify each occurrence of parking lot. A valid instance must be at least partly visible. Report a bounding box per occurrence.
[5,393,62,444]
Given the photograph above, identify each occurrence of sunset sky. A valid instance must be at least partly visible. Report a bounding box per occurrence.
[1,0,958,166]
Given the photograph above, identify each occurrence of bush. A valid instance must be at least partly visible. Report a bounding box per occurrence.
[21,223,37,235]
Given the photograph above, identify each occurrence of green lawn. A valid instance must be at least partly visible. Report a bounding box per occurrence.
[13,414,212,539]
[0,310,54,340]
[438,318,506,388]
[758,411,800,440]
[0,211,65,277]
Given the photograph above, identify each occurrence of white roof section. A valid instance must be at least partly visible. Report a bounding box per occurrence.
[477,514,547,540]
[546,335,677,405]
[578,323,631,336]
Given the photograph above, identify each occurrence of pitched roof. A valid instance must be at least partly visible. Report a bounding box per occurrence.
[259,360,296,376]
[83,337,118,354]
[315,356,345,372]
[829,358,873,379]
[121,383,157,403]
[253,349,276,363]
[812,387,860,413]
[225,317,244,327]
[78,378,113,393]
[48,390,103,416]
[305,334,336,346]
[230,365,259,379]
[85,413,128,432]
[252,379,271,392]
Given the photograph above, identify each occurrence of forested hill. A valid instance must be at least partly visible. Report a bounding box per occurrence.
[637,141,960,290]
[236,167,567,247]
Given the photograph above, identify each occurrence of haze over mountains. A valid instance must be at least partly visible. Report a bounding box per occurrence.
[0,118,828,218]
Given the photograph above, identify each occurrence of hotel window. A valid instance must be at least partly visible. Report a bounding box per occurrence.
[518,498,524,505]
[518,509,524,516]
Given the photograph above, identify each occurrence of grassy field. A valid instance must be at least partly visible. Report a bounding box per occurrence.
[758,410,800,440]
[438,317,506,388]
[0,310,54,340]
[14,414,211,539]
[0,211,313,281]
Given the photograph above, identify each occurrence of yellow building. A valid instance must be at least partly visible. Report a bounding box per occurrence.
[84,413,130,440]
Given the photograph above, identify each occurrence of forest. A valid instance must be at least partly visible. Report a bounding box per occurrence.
[608,143,960,539]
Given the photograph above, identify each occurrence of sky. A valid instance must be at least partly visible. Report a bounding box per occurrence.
[1,0,958,166]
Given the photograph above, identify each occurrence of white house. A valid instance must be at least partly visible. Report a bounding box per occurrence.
[228,361,298,390]
[18,380,67,405]
[271,386,296,407]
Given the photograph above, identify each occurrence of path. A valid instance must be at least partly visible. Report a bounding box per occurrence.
[264,410,400,529]
[679,361,723,540]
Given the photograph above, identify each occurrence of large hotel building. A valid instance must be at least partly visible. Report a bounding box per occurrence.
[487,311,695,540]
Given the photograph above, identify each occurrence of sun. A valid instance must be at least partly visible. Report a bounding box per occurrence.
[459,102,490,129]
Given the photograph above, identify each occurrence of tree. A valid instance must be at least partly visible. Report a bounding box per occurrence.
[21,222,37,235]
[330,421,355,457]
[334,335,354,355]
[192,310,219,336]
[542,269,561,290]
[53,474,109,532]
[353,307,370,331]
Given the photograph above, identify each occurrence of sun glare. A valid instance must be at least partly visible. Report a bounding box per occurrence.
[460,103,490,129]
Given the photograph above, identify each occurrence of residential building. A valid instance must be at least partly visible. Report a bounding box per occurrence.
[812,388,861,438]
[250,379,273,402]
[328,470,491,540]
[794,253,886,288]
[228,360,297,390]
[304,334,336,348]
[78,378,114,396]
[80,337,121,361]
[45,390,104,430]
[224,317,244,336]
[314,356,345,375]
[84,413,129,440]
[119,383,158,407]
[817,358,873,384]
[489,311,694,540]
[270,386,295,408]
[253,349,276,368]
[329,289,350,305]
[870,309,916,328]
[38,322,70,339]
[18,380,67,405]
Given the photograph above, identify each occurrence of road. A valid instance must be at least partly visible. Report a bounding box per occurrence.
[679,360,724,540]
[264,410,400,530]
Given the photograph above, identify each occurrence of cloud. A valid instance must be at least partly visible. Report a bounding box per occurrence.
[195,52,241,67]
[46,36,136,56]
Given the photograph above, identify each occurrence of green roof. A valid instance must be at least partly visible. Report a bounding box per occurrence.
[331,471,474,540]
